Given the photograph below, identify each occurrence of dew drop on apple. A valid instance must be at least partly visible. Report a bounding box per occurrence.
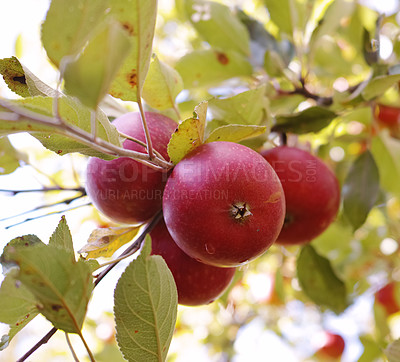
[205,243,215,255]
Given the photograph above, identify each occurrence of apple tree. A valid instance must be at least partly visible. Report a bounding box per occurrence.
[1,0,400,361]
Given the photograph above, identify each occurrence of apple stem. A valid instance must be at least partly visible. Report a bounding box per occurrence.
[137,97,155,160]
[118,130,167,161]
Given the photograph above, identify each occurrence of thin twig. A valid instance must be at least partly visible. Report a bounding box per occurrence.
[137,97,154,160]
[5,202,91,229]
[65,333,80,362]
[0,186,85,194]
[17,328,58,362]
[17,211,163,361]
[0,194,86,222]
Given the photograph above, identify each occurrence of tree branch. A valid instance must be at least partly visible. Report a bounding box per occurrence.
[0,99,173,170]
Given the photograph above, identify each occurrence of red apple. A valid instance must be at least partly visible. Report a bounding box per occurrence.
[150,219,236,306]
[261,146,340,246]
[375,104,400,127]
[375,282,400,315]
[316,332,345,359]
[163,141,285,267]
[86,112,176,224]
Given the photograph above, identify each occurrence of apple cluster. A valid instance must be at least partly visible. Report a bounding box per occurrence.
[86,112,341,306]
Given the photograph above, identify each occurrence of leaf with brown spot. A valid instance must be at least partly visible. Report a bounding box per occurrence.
[79,226,142,259]
[167,102,207,164]
[4,244,94,333]
[109,0,158,102]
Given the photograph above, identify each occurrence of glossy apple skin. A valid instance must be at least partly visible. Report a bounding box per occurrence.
[317,332,345,359]
[150,219,236,306]
[261,146,340,246]
[376,104,400,127]
[86,112,176,224]
[163,141,286,267]
[375,283,400,315]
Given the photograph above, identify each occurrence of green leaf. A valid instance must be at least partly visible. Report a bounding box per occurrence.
[0,271,39,350]
[0,57,56,97]
[297,245,347,314]
[385,339,400,362]
[142,54,183,110]
[185,0,250,55]
[205,124,266,143]
[309,0,356,60]
[167,102,207,164]
[362,74,400,100]
[4,244,94,333]
[371,132,400,197]
[41,0,109,67]
[0,136,27,175]
[343,150,380,230]
[374,301,390,341]
[49,216,75,261]
[79,226,141,259]
[0,96,121,159]
[272,106,337,134]
[114,236,177,362]
[109,0,157,102]
[264,0,296,36]
[64,19,132,109]
[175,49,252,89]
[264,50,286,77]
[0,57,30,97]
[208,86,269,126]
[358,336,383,362]
[1,235,44,273]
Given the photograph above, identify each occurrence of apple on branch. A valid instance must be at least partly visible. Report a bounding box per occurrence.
[375,282,400,316]
[163,141,286,267]
[150,219,236,306]
[86,112,176,225]
[261,146,340,246]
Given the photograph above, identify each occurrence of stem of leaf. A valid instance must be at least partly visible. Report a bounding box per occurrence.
[118,131,167,161]
[137,97,155,159]
[77,330,95,362]
[65,332,80,362]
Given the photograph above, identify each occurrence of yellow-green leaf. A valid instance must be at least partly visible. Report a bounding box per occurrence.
[41,0,109,67]
[167,102,207,164]
[79,226,142,259]
[175,49,252,89]
[142,54,183,110]
[64,19,132,109]
[205,124,266,143]
[109,0,158,102]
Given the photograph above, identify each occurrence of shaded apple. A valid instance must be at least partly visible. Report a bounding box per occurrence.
[150,219,236,306]
[86,112,176,224]
[375,282,400,315]
[163,141,285,267]
[261,146,340,246]
[316,332,345,359]
[375,104,400,128]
